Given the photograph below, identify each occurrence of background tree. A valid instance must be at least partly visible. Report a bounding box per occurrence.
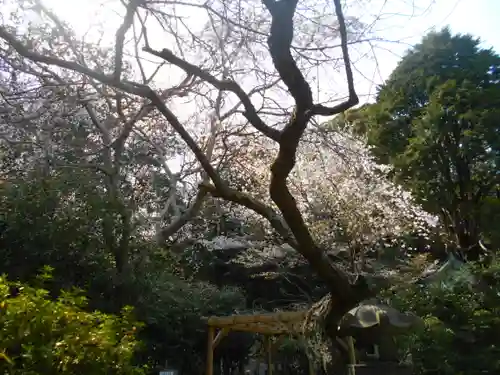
[0,31,248,370]
[346,28,500,254]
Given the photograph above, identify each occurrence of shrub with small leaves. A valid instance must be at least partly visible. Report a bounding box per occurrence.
[0,272,145,375]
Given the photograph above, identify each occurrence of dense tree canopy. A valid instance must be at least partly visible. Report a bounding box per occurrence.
[346,28,500,254]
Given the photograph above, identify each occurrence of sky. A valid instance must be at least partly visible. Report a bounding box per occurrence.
[372,0,500,77]
[332,0,500,101]
[436,0,500,52]
[36,0,500,104]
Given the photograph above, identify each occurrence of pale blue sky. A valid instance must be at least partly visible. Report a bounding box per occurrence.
[438,0,499,52]
[42,0,499,54]
[38,0,499,102]
[344,0,500,100]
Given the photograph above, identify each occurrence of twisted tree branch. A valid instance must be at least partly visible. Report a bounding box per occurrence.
[263,0,361,304]
[143,46,281,142]
[114,0,140,81]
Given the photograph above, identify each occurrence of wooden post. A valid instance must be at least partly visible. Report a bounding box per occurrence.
[206,326,215,375]
[308,356,315,375]
[346,336,356,375]
[266,336,273,375]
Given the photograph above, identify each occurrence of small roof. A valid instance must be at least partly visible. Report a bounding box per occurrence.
[206,310,308,335]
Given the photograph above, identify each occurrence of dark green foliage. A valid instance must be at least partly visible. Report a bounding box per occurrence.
[132,268,247,374]
[0,174,249,373]
[372,27,500,161]
[389,261,500,375]
[342,30,500,373]
[0,172,129,313]
[348,28,500,250]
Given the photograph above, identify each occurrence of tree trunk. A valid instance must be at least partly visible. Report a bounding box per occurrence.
[303,293,358,375]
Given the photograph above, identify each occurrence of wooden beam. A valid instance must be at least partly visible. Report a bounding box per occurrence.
[308,357,315,375]
[206,310,307,328]
[214,323,300,335]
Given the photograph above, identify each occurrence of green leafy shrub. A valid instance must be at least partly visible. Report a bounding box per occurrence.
[0,177,251,373]
[0,273,145,375]
[389,261,500,375]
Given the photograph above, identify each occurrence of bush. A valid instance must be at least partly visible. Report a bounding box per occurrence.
[0,272,145,375]
[389,261,500,375]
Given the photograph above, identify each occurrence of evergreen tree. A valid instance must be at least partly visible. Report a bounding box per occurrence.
[350,28,500,252]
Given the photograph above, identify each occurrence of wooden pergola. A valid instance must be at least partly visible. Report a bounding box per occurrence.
[204,310,310,375]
